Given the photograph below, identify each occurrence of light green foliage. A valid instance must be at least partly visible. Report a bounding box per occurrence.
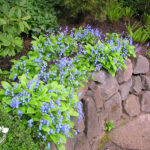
[0,26,136,150]
[105,120,115,132]
[107,0,124,22]
[0,1,30,57]
[144,13,150,25]
[0,33,23,57]
[0,0,59,58]
[0,110,41,150]
[126,22,149,43]
[123,7,135,21]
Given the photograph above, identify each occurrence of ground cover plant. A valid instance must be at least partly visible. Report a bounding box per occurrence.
[0,25,136,150]
[0,0,58,58]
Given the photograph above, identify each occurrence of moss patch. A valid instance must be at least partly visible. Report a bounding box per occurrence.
[97,133,110,149]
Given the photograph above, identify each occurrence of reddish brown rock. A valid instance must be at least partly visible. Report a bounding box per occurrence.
[93,86,104,111]
[116,59,133,84]
[99,75,119,101]
[78,82,88,100]
[141,91,150,113]
[74,118,85,133]
[84,97,101,140]
[109,114,150,150]
[133,55,149,74]
[104,92,122,121]
[74,133,91,150]
[94,70,110,84]
[141,75,150,90]
[124,94,140,117]
[119,78,132,101]
[130,76,142,95]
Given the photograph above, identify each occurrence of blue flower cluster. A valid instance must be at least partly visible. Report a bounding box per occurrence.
[2,25,136,149]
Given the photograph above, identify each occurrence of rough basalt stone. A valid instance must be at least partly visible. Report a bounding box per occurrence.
[91,134,105,150]
[93,86,104,111]
[119,78,132,101]
[116,59,133,84]
[104,92,122,121]
[84,97,100,140]
[124,94,140,117]
[74,118,85,133]
[109,114,150,150]
[94,70,110,84]
[133,55,149,74]
[74,133,91,150]
[141,91,150,113]
[78,82,88,100]
[130,76,142,95]
[99,75,119,101]
[88,80,97,91]
[141,75,150,90]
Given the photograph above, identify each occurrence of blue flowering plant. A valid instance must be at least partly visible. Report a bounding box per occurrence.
[0,25,137,149]
[0,74,83,149]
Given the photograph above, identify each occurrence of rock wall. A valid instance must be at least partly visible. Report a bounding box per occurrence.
[51,55,150,150]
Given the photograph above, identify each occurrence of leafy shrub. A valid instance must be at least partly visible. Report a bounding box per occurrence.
[0,110,41,150]
[0,2,30,57]
[123,7,135,21]
[126,22,149,43]
[0,26,136,150]
[23,0,59,35]
[107,0,124,23]
[119,0,150,18]
[0,0,59,58]
[144,13,150,25]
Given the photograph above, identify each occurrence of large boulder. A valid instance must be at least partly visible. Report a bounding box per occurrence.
[141,75,150,90]
[124,94,140,117]
[119,78,132,101]
[93,86,104,111]
[74,133,91,150]
[116,59,133,84]
[93,70,110,84]
[141,91,150,113]
[109,114,150,150]
[133,55,149,74]
[98,75,119,101]
[78,82,88,100]
[103,92,122,121]
[84,97,101,140]
[130,76,142,95]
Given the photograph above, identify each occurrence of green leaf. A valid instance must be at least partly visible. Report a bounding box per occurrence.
[42,125,50,132]
[9,7,15,17]
[23,21,30,29]
[22,15,31,20]
[18,74,26,88]
[57,144,65,150]
[4,107,11,112]
[19,22,24,32]
[18,9,21,18]
[27,107,35,114]
[1,81,11,89]
[0,18,6,25]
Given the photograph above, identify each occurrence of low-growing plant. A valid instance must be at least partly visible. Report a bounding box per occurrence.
[0,33,23,57]
[0,110,42,150]
[126,22,149,43]
[123,7,135,22]
[143,13,150,25]
[105,120,115,132]
[0,74,83,149]
[0,26,136,150]
[107,0,124,23]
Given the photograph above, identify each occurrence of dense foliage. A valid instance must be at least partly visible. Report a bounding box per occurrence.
[0,26,136,149]
[0,0,58,57]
